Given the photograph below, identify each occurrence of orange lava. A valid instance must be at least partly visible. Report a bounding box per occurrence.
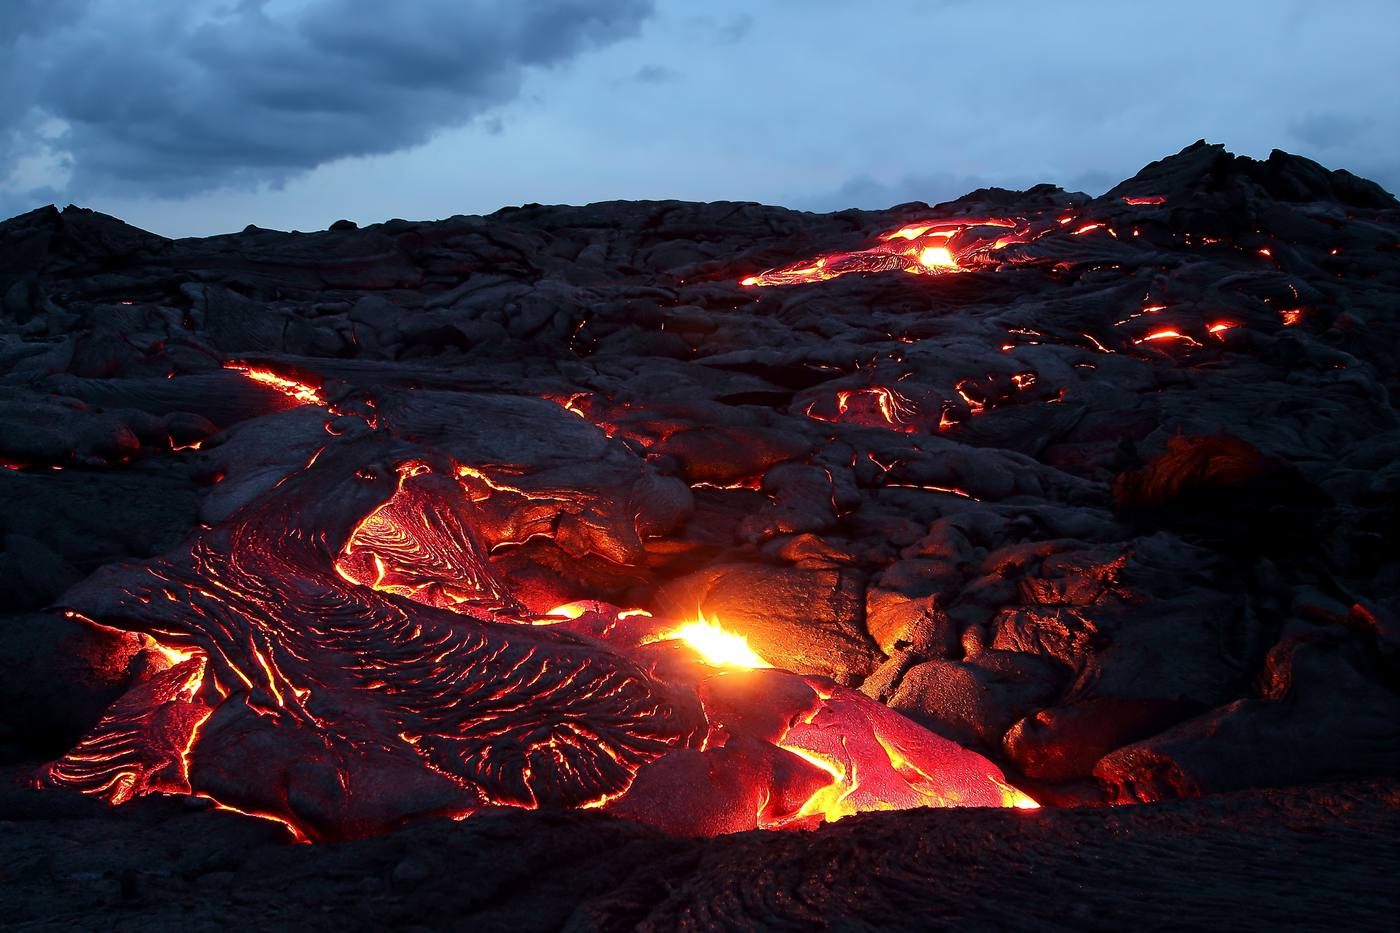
[647,614,772,669]
[1134,328,1203,348]
[224,361,325,406]
[739,217,1040,287]
[806,386,919,430]
[44,450,1040,839]
[645,614,1036,825]
[335,462,517,613]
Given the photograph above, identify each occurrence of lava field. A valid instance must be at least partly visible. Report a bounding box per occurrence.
[2,140,1398,929]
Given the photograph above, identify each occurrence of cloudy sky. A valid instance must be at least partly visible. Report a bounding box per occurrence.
[2,0,1396,237]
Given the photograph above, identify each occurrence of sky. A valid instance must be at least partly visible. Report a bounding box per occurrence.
[1,0,1397,238]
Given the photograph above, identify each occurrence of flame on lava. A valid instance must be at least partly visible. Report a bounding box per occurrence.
[646,614,770,669]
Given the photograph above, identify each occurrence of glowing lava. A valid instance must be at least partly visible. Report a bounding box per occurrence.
[43,446,1037,840]
[918,245,956,269]
[740,217,1041,287]
[805,386,919,431]
[1134,328,1203,348]
[648,615,771,668]
[334,461,517,613]
[224,361,325,406]
[626,613,1036,826]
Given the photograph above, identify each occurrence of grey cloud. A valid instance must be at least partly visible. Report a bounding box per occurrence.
[677,13,752,46]
[1,0,654,197]
[713,14,752,44]
[630,64,677,84]
[804,163,1129,214]
[1289,111,1373,151]
[803,171,1024,213]
[1065,169,1118,197]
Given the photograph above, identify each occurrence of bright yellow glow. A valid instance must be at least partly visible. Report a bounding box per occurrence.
[989,773,1040,809]
[883,224,931,241]
[917,245,956,268]
[149,640,195,666]
[648,614,770,668]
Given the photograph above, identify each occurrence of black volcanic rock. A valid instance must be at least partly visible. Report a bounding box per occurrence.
[1,140,1399,884]
[1,776,1396,930]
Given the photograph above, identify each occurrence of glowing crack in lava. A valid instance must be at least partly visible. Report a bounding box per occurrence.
[805,386,920,431]
[740,217,1044,286]
[40,438,1034,841]
[223,361,325,406]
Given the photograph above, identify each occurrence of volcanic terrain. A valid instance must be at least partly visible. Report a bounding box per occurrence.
[2,141,1398,929]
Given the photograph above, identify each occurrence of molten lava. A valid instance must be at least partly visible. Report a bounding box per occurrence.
[805,386,920,431]
[647,614,772,669]
[225,361,325,406]
[740,217,1042,286]
[42,442,1036,841]
[334,461,517,614]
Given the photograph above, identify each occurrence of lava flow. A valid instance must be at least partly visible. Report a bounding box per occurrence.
[40,432,1035,841]
[740,217,1044,286]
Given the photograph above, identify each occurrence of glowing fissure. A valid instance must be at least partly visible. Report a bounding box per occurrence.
[805,386,919,430]
[224,361,325,406]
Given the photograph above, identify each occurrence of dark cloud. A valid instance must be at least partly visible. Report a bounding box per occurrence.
[0,0,90,46]
[1,0,653,197]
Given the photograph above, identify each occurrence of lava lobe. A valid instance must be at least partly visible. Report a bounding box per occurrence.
[42,435,1032,841]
